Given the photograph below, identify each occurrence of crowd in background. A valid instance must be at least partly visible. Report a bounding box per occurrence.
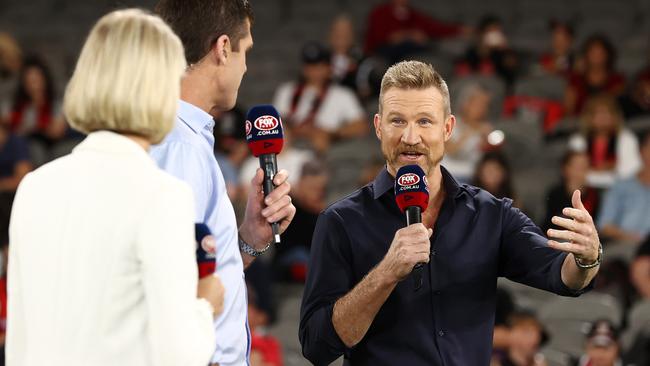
[0,0,650,365]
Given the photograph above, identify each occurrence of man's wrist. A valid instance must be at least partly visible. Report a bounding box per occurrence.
[373,261,398,287]
[574,243,603,269]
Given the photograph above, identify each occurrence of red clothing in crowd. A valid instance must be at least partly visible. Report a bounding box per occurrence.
[364,2,462,54]
[251,332,283,366]
[568,72,625,114]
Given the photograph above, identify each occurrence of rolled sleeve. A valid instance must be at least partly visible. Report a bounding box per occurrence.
[299,210,353,365]
[498,199,592,297]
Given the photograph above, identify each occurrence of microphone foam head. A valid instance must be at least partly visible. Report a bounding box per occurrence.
[246,105,284,157]
[394,164,429,213]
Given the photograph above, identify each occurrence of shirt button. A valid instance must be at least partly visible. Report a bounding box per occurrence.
[438,330,445,337]
[435,290,441,295]
[431,250,437,256]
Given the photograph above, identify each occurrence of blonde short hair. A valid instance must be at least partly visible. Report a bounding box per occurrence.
[378,60,451,117]
[64,9,186,144]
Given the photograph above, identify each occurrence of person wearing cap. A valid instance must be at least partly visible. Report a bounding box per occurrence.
[576,320,623,366]
[273,41,368,154]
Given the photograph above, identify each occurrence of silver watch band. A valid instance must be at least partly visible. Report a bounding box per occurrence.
[574,242,603,269]
[239,237,272,257]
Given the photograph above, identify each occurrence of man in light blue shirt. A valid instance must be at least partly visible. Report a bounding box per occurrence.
[598,132,650,244]
[152,1,296,365]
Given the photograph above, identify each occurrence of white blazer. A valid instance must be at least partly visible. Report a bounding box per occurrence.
[7,131,215,366]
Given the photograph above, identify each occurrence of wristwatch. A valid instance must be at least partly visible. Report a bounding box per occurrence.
[239,236,272,257]
[574,242,603,269]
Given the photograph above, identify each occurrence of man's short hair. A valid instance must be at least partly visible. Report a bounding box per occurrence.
[378,60,451,117]
[63,9,186,144]
[156,0,254,64]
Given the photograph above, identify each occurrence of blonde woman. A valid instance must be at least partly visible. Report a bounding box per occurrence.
[7,9,222,366]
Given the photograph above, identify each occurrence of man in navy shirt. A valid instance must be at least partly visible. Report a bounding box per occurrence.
[299,61,601,366]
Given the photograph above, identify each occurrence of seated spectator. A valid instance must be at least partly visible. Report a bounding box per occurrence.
[565,35,625,115]
[618,61,650,120]
[273,42,368,154]
[247,284,282,366]
[442,83,493,181]
[575,320,622,366]
[596,131,650,244]
[455,16,520,90]
[472,152,519,206]
[542,151,599,231]
[328,15,362,91]
[273,160,328,282]
[239,128,314,188]
[538,20,575,77]
[364,0,466,63]
[568,94,641,189]
[629,236,650,304]
[0,124,32,196]
[494,311,549,366]
[1,56,69,165]
[0,33,22,101]
[211,105,248,202]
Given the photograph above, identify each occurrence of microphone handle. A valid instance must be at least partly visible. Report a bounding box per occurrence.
[259,154,281,244]
[405,206,424,269]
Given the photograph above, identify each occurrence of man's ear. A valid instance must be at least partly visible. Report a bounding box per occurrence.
[444,114,456,142]
[373,113,382,140]
[211,35,231,65]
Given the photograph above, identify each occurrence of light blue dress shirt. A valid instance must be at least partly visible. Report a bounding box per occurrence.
[598,177,650,239]
[150,100,250,366]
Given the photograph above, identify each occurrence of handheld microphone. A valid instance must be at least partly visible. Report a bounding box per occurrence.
[195,223,216,278]
[246,105,285,244]
[394,165,430,269]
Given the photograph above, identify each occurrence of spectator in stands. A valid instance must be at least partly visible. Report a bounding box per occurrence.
[629,236,650,304]
[273,42,368,154]
[538,20,575,77]
[0,33,22,101]
[239,128,314,188]
[565,35,625,115]
[597,131,650,244]
[543,151,599,231]
[575,320,622,366]
[364,0,466,63]
[247,284,283,366]
[211,105,248,202]
[273,160,328,282]
[1,56,68,165]
[618,62,650,120]
[328,15,362,92]
[568,94,641,189]
[495,311,548,366]
[455,16,520,90]
[472,151,519,205]
[0,124,31,195]
[442,83,493,181]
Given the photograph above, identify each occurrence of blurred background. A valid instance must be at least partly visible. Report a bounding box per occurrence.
[1,0,650,365]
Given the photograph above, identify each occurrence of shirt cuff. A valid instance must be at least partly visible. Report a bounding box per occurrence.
[550,252,595,297]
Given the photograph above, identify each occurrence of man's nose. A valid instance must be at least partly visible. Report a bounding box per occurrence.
[401,122,422,146]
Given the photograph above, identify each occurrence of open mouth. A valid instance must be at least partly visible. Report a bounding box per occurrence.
[399,151,424,161]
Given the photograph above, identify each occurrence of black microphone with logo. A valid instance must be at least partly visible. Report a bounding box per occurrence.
[245,105,285,244]
[394,165,430,289]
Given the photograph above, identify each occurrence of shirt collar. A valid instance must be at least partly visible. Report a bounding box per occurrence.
[177,100,215,134]
[73,130,154,165]
[372,165,466,200]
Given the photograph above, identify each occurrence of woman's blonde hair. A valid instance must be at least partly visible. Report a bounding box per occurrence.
[64,8,186,144]
[579,94,624,134]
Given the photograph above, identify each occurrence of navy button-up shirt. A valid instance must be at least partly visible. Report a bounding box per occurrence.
[299,167,591,366]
